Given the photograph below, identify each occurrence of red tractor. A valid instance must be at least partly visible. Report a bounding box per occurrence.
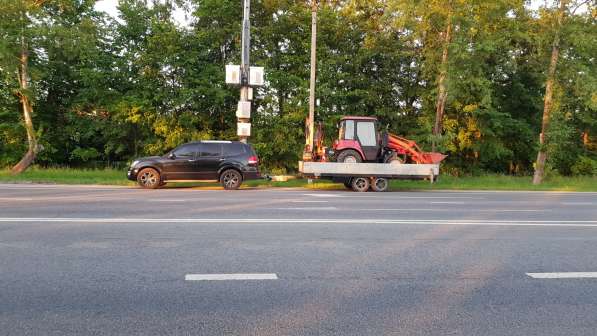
[331,116,446,164]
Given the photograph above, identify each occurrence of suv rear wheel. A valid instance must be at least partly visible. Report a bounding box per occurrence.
[220,169,243,190]
[137,168,161,189]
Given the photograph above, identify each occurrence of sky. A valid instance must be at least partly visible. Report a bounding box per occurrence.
[93,0,584,25]
[94,0,191,26]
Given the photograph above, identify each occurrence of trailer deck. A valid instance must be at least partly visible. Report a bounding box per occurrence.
[299,161,439,180]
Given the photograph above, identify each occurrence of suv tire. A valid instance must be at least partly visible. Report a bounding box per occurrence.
[220,169,243,190]
[137,168,161,189]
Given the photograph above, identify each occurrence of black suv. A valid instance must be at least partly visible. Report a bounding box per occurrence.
[127,141,260,190]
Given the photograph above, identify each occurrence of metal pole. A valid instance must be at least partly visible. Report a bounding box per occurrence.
[306,1,317,158]
[239,0,251,143]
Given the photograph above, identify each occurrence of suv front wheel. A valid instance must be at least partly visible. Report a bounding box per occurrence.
[220,169,243,190]
[137,168,161,189]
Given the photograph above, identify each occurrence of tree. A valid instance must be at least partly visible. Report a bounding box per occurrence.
[0,0,47,174]
[533,0,569,184]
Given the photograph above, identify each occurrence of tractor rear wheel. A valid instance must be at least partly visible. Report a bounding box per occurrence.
[351,177,370,192]
[370,177,389,192]
[384,152,403,165]
[337,150,362,163]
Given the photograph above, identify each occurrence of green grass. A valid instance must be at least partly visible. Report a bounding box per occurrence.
[1,167,596,191]
[0,167,132,186]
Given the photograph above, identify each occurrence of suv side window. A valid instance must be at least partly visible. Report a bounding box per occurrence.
[199,143,222,157]
[172,144,197,158]
[223,143,246,156]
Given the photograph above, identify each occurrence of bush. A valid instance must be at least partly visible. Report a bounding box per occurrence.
[571,156,597,176]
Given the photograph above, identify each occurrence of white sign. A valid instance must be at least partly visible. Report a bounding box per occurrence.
[236,101,251,118]
[249,67,264,86]
[226,65,241,85]
[237,122,251,136]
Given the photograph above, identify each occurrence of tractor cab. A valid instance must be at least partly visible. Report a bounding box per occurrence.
[334,116,381,162]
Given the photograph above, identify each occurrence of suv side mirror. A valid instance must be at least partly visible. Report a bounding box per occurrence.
[168,153,176,159]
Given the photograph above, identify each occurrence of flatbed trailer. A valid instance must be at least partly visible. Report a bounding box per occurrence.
[299,161,440,192]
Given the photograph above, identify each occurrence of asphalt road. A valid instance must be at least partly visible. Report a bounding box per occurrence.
[1,183,597,335]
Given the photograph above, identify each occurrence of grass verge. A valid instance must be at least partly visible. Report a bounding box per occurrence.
[1,167,596,192]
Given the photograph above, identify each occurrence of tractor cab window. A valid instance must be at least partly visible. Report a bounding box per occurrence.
[339,120,355,140]
[356,121,376,146]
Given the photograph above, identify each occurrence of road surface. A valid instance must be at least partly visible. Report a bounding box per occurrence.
[1,183,597,335]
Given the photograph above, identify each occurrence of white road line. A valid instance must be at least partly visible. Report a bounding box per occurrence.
[292,200,329,203]
[363,208,545,212]
[269,208,545,212]
[150,199,188,202]
[302,194,345,198]
[185,273,278,281]
[274,207,338,210]
[0,197,34,201]
[2,218,597,227]
[526,272,597,279]
[430,201,466,205]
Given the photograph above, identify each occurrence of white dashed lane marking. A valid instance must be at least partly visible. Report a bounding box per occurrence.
[185,273,278,281]
[527,272,597,279]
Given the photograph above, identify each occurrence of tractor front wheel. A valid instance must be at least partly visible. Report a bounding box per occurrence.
[337,150,362,163]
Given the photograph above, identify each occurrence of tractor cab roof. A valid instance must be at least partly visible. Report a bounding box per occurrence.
[340,116,378,121]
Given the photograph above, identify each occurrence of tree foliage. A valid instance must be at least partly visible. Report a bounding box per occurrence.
[0,0,594,176]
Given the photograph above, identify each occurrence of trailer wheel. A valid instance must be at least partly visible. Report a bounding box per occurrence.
[370,177,389,192]
[351,177,370,192]
[337,150,362,163]
[343,178,352,189]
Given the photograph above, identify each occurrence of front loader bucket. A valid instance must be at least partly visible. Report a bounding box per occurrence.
[421,152,447,164]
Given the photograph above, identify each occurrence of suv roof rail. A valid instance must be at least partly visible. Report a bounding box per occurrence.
[201,140,233,144]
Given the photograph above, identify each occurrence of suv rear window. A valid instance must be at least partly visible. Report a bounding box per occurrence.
[223,143,247,156]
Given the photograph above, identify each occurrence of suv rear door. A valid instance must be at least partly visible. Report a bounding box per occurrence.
[196,142,223,180]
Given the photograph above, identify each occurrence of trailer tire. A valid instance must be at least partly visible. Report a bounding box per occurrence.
[343,179,352,189]
[370,177,389,192]
[351,177,370,192]
[337,150,362,163]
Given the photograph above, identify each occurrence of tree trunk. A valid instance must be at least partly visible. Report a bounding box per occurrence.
[533,0,568,185]
[11,36,38,175]
[432,10,452,152]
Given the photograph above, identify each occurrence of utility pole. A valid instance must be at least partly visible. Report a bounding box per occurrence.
[303,0,318,161]
[239,0,251,144]
[226,0,264,143]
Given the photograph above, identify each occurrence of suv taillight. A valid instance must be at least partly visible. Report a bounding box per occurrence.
[248,156,259,165]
